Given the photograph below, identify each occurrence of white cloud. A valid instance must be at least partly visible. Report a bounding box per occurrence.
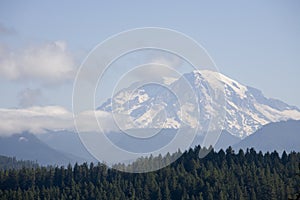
[0,41,75,83]
[132,55,184,81]
[0,106,119,137]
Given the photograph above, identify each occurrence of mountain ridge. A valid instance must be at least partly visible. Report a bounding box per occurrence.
[0,132,88,165]
[99,70,300,138]
[233,120,300,153]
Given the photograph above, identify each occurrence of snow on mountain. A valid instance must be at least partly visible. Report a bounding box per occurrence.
[98,70,300,138]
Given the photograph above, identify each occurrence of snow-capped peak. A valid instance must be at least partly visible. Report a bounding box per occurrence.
[98,70,300,138]
[193,70,248,99]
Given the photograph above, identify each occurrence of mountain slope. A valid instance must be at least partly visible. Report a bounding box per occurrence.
[214,130,241,150]
[0,132,81,165]
[233,120,300,152]
[37,130,96,163]
[99,70,300,138]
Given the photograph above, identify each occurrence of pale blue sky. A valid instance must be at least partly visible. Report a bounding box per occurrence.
[0,1,300,109]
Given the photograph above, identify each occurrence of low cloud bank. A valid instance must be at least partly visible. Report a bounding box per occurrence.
[0,106,119,137]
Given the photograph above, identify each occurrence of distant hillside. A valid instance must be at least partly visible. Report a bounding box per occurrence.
[0,132,81,166]
[37,130,96,163]
[234,120,300,152]
[214,130,241,150]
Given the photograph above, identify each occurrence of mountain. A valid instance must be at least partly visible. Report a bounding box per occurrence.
[36,130,96,163]
[99,70,300,138]
[0,132,83,166]
[233,120,300,152]
[214,130,241,150]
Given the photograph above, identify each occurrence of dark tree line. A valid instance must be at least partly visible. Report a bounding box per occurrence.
[0,146,299,200]
[0,156,38,170]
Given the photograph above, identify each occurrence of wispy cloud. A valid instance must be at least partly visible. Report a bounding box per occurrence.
[0,106,73,136]
[0,106,120,137]
[132,55,184,81]
[0,41,76,84]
